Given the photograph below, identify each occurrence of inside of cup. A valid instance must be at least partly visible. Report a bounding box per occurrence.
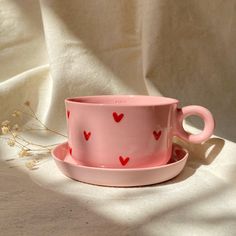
[66,95,178,106]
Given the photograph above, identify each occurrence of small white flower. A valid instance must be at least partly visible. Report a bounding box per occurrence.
[18,149,30,157]
[1,126,9,134]
[1,120,10,127]
[12,111,21,117]
[25,160,38,170]
[25,161,34,169]
[7,139,15,147]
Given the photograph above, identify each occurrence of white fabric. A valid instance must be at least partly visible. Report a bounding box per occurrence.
[1,1,236,235]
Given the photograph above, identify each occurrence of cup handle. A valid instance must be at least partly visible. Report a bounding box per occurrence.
[174,105,215,144]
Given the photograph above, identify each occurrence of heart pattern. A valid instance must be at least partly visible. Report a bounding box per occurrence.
[67,111,70,119]
[119,156,129,166]
[84,131,91,141]
[153,130,162,141]
[69,110,166,167]
[113,112,124,123]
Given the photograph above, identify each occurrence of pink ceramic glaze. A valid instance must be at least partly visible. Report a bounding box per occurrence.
[52,142,188,187]
[65,95,214,168]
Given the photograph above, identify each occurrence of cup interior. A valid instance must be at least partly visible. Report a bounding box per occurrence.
[66,95,178,106]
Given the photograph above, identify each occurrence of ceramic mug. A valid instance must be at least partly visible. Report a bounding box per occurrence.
[65,95,214,168]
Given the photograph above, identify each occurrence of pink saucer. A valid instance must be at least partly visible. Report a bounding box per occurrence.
[51,142,188,187]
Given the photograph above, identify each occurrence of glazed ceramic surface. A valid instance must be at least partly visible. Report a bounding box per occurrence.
[65,95,214,168]
[52,142,189,187]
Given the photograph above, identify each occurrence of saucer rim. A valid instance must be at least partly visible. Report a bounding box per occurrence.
[51,142,189,172]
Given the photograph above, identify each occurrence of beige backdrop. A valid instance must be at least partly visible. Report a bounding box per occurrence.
[0,0,235,140]
[1,1,236,236]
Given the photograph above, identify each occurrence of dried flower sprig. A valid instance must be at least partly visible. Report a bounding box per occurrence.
[0,101,67,170]
[22,101,67,138]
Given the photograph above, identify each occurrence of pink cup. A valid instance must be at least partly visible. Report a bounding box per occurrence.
[65,95,214,168]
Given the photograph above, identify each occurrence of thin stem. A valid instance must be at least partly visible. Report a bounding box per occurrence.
[23,128,47,132]
[18,110,35,119]
[16,135,57,148]
[18,106,67,138]
[0,135,26,149]
[27,105,67,138]
[9,130,30,149]
[28,149,51,152]
[45,127,67,138]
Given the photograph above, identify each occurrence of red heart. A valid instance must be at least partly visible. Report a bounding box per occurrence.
[67,111,70,119]
[153,130,161,141]
[119,156,129,166]
[69,147,72,155]
[113,112,124,122]
[84,131,91,141]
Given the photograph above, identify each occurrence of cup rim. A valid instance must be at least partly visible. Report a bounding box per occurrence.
[65,95,178,107]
